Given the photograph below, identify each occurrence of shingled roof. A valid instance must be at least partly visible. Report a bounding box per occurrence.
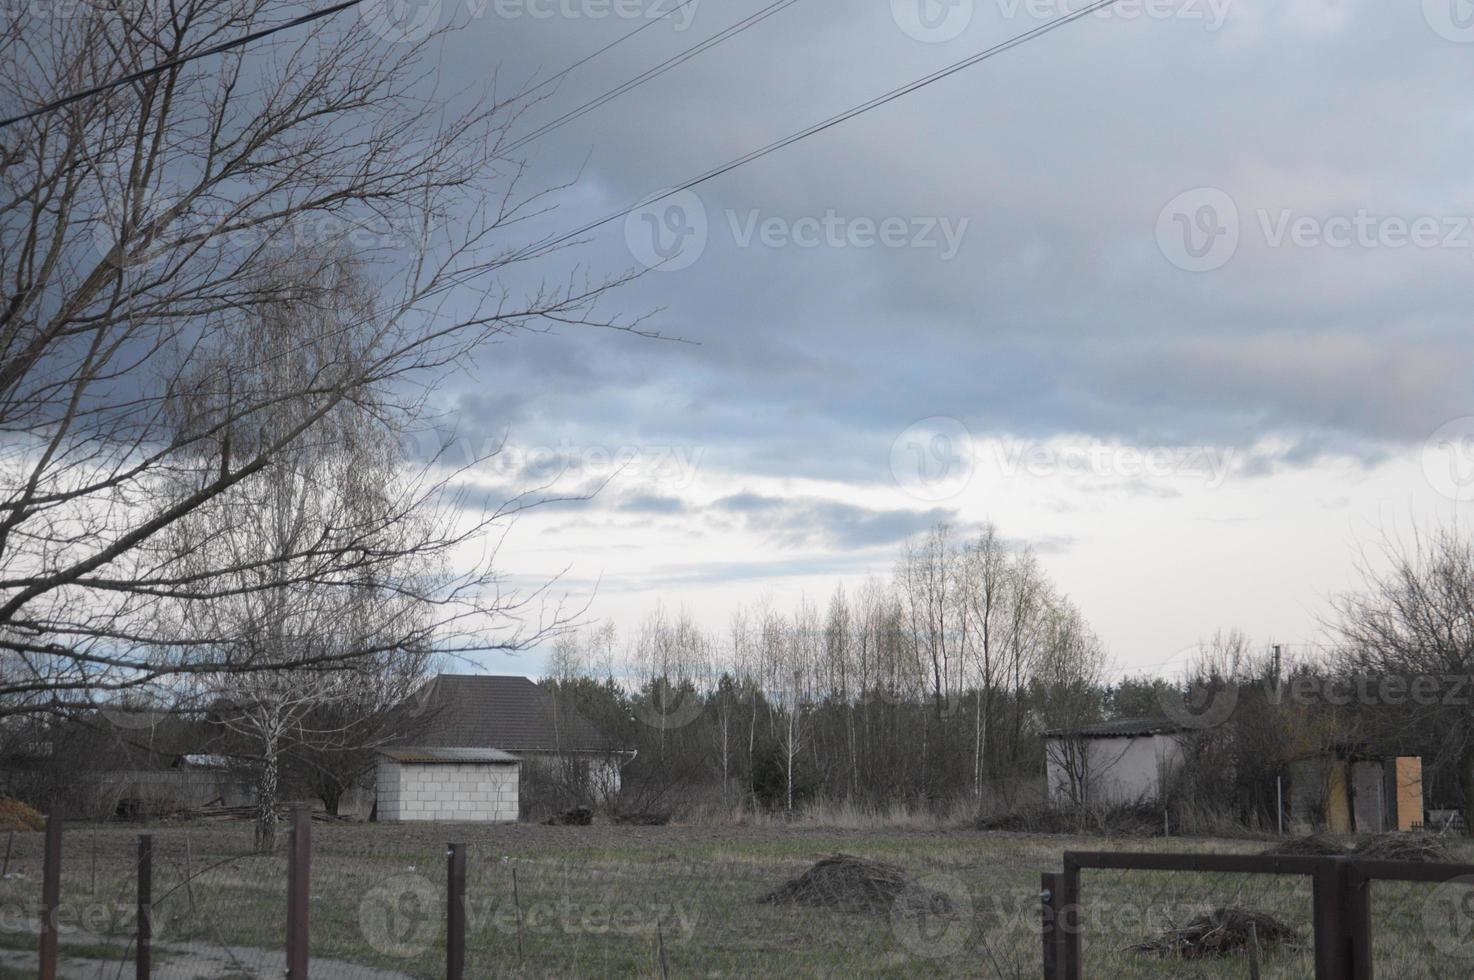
[395,675,620,754]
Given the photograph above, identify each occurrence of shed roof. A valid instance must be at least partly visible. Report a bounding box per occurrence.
[1043,717,1186,739]
[381,746,519,765]
[393,675,621,754]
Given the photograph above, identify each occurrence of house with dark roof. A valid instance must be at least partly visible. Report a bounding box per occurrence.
[1042,718,1187,808]
[375,675,628,823]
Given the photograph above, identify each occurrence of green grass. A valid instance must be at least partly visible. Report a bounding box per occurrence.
[2,823,1470,978]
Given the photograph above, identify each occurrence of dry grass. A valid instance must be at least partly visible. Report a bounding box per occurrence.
[0,821,1468,978]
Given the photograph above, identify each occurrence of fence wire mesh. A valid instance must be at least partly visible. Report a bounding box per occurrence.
[1368,875,1474,977]
[1074,866,1316,978]
[13,821,1474,979]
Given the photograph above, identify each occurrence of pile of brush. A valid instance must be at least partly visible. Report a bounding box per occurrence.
[1260,834,1346,857]
[760,854,952,917]
[1351,831,1453,863]
[1130,906,1300,960]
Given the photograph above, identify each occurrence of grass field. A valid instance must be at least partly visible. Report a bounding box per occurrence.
[0,821,1470,978]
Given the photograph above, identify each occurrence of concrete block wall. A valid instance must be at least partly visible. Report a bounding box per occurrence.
[376,760,519,822]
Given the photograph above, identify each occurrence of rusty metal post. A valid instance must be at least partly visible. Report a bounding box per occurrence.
[39,813,61,980]
[447,843,466,980]
[137,834,153,980]
[286,806,311,978]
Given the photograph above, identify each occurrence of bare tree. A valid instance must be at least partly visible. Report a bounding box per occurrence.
[0,0,639,714]
[1333,528,1474,829]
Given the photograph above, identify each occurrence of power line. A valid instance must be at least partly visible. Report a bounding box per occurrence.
[521,0,702,103]
[515,0,1125,261]
[0,0,365,131]
[1,0,701,133]
[506,0,802,154]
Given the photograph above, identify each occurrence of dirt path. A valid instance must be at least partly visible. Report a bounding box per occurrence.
[2,928,414,980]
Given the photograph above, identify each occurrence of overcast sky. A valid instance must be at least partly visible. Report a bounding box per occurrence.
[387,0,1474,677]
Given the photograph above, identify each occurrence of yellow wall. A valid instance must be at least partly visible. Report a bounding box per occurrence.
[1396,757,1424,831]
[1325,761,1351,834]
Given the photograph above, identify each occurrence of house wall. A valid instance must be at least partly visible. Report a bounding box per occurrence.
[517,752,623,800]
[376,760,518,822]
[1045,735,1183,807]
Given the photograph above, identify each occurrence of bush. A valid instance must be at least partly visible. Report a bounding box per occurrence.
[0,798,45,832]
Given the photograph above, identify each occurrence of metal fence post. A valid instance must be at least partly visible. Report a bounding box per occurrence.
[286,806,311,979]
[448,843,466,980]
[137,834,153,980]
[1312,858,1350,980]
[1040,872,1061,980]
[1058,860,1081,980]
[1345,862,1372,980]
[39,813,61,980]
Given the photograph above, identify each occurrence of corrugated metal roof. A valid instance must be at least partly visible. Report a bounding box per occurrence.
[380,746,520,765]
[391,675,622,753]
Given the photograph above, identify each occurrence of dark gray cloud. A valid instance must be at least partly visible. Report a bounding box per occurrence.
[421,0,1473,494]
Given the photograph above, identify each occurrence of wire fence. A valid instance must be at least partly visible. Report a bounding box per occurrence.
[1048,850,1474,980]
[1072,866,1316,978]
[11,816,1474,979]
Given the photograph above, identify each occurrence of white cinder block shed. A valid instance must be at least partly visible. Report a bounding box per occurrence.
[375,747,519,823]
